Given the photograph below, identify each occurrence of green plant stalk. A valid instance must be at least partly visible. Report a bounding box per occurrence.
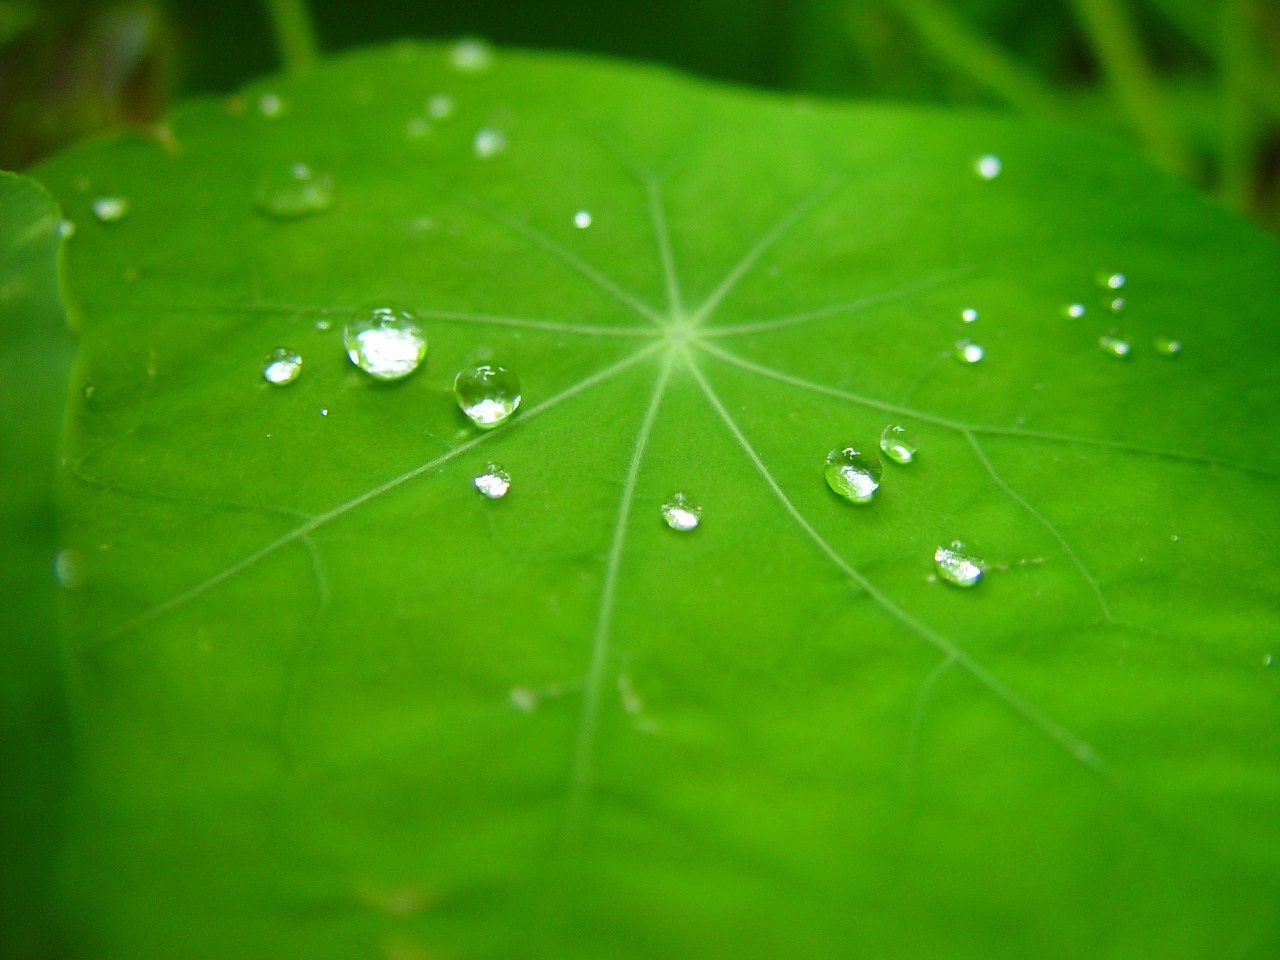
[884,0,1060,115]
[1219,0,1255,212]
[1068,0,1192,176]
[264,0,319,75]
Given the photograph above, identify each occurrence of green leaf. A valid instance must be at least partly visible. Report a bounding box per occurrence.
[31,43,1280,958]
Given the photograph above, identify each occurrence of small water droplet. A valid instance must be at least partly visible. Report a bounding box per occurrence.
[975,154,1002,180]
[1170,534,1180,542]
[404,117,431,139]
[1106,296,1126,314]
[53,548,86,589]
[879,424,918,464]
[319,407,330,416]
[255,163,335,220]
[960,307,978,323]
[1264,653,1274,668]
[449,38,494,73]
[57,219,76,238]
[573,209,593,229]
[1097,272,1126,290]
[1154,336,1181,356]
[1063,303,1086,319]
[934,541,984,587]
[660,492,701,531]
[91,196,129,223]
[82,382,96,399]
[343,306,427,380]
[454,363,521,427]
[509,686,538,712]
[257,92,285,117]
[473,127,507,159]
[262,347,303,385]
[426,93,455,119]
[473,462,511,499]
[954,339,984,364]
[1099,331,1131,358]
[824,444,882,503]
[315,319,332,331]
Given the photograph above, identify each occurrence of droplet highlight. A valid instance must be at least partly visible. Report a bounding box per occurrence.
[257,92,285,117]
[343,306,427,380]
[91,196,129,223]
[1097,272,1126,290]
[660,493,701,532]
[262,347,302,385]
[473,127,507,159]
[1063,303,1086,319]
[1154,336,1181,356]
[1099,331,1132,359]
[934,541,984,587]
[954,339,984,364]
[1106,296,1126,314]
[454,363,521,428]
[426,93,455,120]
[975,154,1002,180]
[960,307,978,323]
[879,424,919,465]
[824,444,882,503]
[255,163,335,220]
[573,209,593,229]
[449,38,494,73]
[473,462,511,499]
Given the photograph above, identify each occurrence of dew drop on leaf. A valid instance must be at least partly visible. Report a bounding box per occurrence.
[449,37,494,73]
[343,307,427,380]
[473,128,507,159]
[91,196,129,223]
[426,94,455,119]
[1063,303,1086,319]
[57,219,76,238]
[573,209,593,229]
[1106,296,1126,314]
[1099,331,1132,358]
[473,462,511,499]
[879,424,919,464]
[262,347,303,385]
[314,319,332,331]
[824,444,882,503]
[660,492,701,532]
[254,164,335,220]
[974,154,1002,180]
[454,363,521,428]
[961,307,978,323]
[934,541,985,587]
[1097,271,1126,290]
[1154,336,1182,356]
[954,338,984,364]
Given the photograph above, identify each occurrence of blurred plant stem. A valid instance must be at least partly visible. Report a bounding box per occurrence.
[1218,0,1256,212]
[264,0,318,74]
[1068,0,1192,176]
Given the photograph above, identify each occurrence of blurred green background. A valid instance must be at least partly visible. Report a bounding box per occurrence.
[3,0,1277,228]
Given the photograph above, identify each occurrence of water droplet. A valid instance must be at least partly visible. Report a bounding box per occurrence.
[320,407,330,416]
[1097,272,1126,290]
[53,548,86,589]
[82,382,96,400]
[91,196,129,223]
[343,306,427,380]
[1099,331,1131,358]
[473,127,507,159]
[1265,654,1274,668]
[660,492,701,531]
[255,163,335,220]
[934,541,985,587]
[975,154,1002,180]
[1106,296,1126,314]
[960,307,978,323]
[257,92,285,117]
[454,363,521,427]
[879,424,919,464]
[954,339,984,364]
[473,462,511,499]
[1154,336,1181,356]
[262,347,303,385]
[57,219,76,238]
[824,444,882,503]
[509,686,538,712]
[426,93,455,119]
[573,209,593,229]
[315,319,332,331]
[1063,303,1086,319]
[404,117,431,139]
[449,38,494,73]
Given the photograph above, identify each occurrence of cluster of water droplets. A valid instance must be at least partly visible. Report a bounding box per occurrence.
[1057,271,1182,360]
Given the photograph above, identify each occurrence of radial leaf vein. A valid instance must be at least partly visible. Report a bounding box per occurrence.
[645,178,686,318]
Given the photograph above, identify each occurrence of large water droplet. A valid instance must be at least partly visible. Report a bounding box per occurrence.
[824,444,882,503]
[1154,336,1182,356]
[1099,331,1131,358]
[473,462,511,499]
[975,154,1002,180]
[426,93,455,119]
[262,347,302,385]
[954,339,984,364]
[343,306,427,380]
[960,307,978,323]
[255,163,335,220]
[573,209,593,229]
[91,196,129,223]
[449,38,494,73]
[934,541,984,587]
[473,127,507,159]
[660,492,701,531]
[454,363,521,427]
[880,424,919,464]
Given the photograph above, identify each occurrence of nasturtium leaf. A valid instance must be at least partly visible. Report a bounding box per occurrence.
[31,43,1280,959]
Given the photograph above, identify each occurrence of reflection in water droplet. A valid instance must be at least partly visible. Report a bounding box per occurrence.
[1063,303,1086,319]
[1098,272,1126,290]
[57,219,76,238]
[473,128,507,158]
[449,38,494,72]
[315,319,332,331]
[1265,654,1274,668]
[1106,296,1126,314]
[258,92,285,117]
[262,347,303,385]
[824,445,882,503]
[934,541,984,587]
[975,154,1002,180]
[880,424,919,464]
[255,163,335,220]
[954,339,984,364]
[1099,331,1131,358]
[573,209,593,229]
[961,307,978,323]
[320,408,330,416]
[343,307,427,380]
[92,196,129,223]
[473,462,511,499]
[54,548,86,589]
[660,492,701,531]
[1154,336,1181,356]
[454,363,521,427]
[427,93,455,119]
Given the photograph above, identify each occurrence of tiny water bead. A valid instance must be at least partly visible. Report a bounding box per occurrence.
[426,93,455,119]
[343,307,427,380]
[1106,296,1126,314]
[879,424,919,465]
[1154,336,1182,356]
[934,541,985,587]
[1063,303,1086,319]
[262,347,303,385]
[824,445,882,503]
[473,127,507,159]
[257,92,285,117]
[57,219,76,238]
[473,462,511,499]
[255,164,335,220]
[1097,272,1126,290]
[454,363,521,428]
[1099,331,1132,359]
[961,307,978,323]
[975,154,1002,180]
[660,493,701,532]
[954,339,984,364]
[314,319,332,331]
[91,196,128,223]
[573,209,593,229]
[449,37,494,73]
